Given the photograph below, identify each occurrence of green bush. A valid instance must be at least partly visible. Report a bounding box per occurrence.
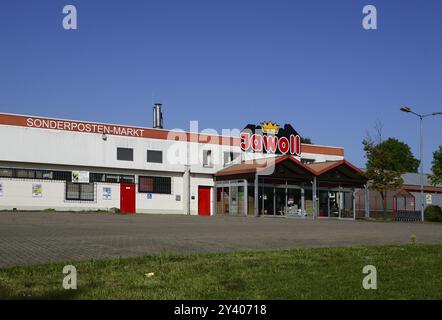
[425,205,442,222]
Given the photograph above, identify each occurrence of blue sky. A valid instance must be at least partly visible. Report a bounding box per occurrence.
[0,0,441,172]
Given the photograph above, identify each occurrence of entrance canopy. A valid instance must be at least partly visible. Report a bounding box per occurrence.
[307,160,367,188]
[215,156,368,219]
[215,155,317,182]
[216,156,367,185]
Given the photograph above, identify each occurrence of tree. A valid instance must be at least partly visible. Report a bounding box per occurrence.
[429,146,442,185]
[363,137,420,215]
[300,137,312,144]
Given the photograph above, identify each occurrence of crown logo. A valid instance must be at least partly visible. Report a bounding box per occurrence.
[261,121,279,134]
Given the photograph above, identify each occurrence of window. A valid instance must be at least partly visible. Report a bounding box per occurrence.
[120,175,135,183]
[66,182,95,201]
[138,176,171,194]
[90,173,106,182]
[203,150,213,167]
[224,152,240,165]
[89,173,135,184]
[147,150,163,163]
[117,147,133,161]
[42,171,54,180]
[0,168,69,180]
[16,169,35,179]
[52,171,71,181]
[0,168,13,177]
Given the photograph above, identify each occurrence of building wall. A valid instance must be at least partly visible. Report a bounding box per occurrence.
[0,125,241,175]
[411,192,442,209]
[0,171,216,215]
[0,178,120,211]
[0,115,347,214]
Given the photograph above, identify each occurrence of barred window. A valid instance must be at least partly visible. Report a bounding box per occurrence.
[138,176,171,194]
[66,182,95,201]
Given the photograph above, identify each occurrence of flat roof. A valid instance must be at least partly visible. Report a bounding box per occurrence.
[0,112,344,156]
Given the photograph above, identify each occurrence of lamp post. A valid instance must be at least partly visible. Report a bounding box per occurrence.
[400,107,442,222]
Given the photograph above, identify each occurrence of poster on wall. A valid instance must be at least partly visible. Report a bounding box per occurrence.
[426,194,433,205]
[0,182,3,197]
[72,171,90,183]
[32,183,42,198]
[102,187,112,200]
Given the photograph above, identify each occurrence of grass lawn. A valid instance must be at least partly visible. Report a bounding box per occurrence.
[0,244,441,300]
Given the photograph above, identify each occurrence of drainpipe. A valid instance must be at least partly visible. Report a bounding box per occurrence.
[254,174,259,217]
[183,165,191,215]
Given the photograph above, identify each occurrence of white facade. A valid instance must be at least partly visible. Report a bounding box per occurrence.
[0,113,344,215]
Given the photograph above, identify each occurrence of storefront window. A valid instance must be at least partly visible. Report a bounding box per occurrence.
[286,188,302,216]
[223,187,229,214]
[216,188,223,214]
[230,186,238,214]
[247,186,255,215]
[237,186,244,215]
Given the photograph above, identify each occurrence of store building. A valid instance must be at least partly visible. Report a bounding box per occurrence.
[0,106,367,218]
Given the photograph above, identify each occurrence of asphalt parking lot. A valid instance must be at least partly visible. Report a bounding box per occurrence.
[1,211,442,268]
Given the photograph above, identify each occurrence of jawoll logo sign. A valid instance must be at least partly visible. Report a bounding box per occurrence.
[240,122,301,156]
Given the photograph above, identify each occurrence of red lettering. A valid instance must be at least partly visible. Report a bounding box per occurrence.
[263,135,278,153]
[296,135,301,155]
[279,136,289,154]
[290,135,295,155]
[251,134,263,152]
[240,132,250,150]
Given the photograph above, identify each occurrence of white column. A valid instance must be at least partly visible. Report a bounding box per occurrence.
[244,179,248,216]
[301,184,305,216]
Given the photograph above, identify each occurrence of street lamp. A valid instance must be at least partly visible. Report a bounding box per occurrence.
[400,106,442,222]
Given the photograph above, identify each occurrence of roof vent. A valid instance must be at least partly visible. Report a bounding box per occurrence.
[153,103,163,129]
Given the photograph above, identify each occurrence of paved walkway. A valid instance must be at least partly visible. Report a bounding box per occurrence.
[1,212,441,268]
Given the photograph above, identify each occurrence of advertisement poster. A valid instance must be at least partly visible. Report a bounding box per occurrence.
[102,187,112,200]
[0,182,3,197]
[426,194,433,205]
[32,183,42,198]
[72,171,90,183]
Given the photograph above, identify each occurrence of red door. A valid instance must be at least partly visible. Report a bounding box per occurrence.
[120,183,136,214]
[198,186,211,216]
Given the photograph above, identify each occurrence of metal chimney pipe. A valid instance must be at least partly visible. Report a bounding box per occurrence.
[153,103,163,129]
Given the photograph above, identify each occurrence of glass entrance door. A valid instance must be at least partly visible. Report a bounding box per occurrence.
[275,188,286,216]
[262,186,274,215]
